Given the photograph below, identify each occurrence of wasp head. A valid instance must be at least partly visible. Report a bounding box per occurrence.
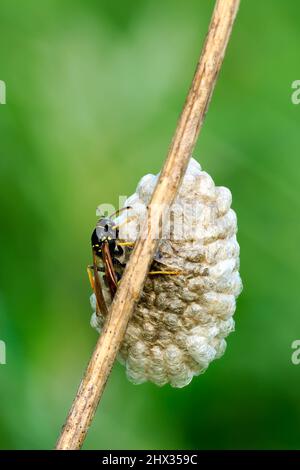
[91,217,118,256]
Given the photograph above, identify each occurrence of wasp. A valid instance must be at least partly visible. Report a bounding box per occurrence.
[88,207,182,317]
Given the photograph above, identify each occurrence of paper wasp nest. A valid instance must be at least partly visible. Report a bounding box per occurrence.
[91,158,242,388]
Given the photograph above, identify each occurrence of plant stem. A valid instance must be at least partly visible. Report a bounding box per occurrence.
[56,0,240,450]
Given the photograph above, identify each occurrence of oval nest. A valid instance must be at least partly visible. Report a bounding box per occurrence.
[91,158,242,388]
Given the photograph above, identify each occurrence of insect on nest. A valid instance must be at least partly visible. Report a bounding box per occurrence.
[89,158,242,388]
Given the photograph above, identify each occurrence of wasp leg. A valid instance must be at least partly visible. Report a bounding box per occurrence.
[87,266,95,290]
[87,265,108,317]
[117,241,135,247]
[87,265,105,289]
[148,270,182,275]
[87,264,104,272]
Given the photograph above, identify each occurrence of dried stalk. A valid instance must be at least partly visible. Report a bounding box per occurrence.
[56,0,240,450]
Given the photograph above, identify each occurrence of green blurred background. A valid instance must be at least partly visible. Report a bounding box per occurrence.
[0,0,300,450]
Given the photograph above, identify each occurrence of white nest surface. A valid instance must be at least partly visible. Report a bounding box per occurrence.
[91,158,242,388]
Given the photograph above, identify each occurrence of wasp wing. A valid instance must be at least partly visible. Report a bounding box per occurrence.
[92,250,108,317]
[102,241,118,299]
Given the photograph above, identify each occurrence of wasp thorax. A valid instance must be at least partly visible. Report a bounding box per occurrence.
[90,158,242,388]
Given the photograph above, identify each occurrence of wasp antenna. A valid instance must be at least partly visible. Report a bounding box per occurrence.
[112,215,136,230]
[111,206,132,219]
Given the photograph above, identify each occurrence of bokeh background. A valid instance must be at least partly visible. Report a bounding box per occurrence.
[0,0,300,450]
